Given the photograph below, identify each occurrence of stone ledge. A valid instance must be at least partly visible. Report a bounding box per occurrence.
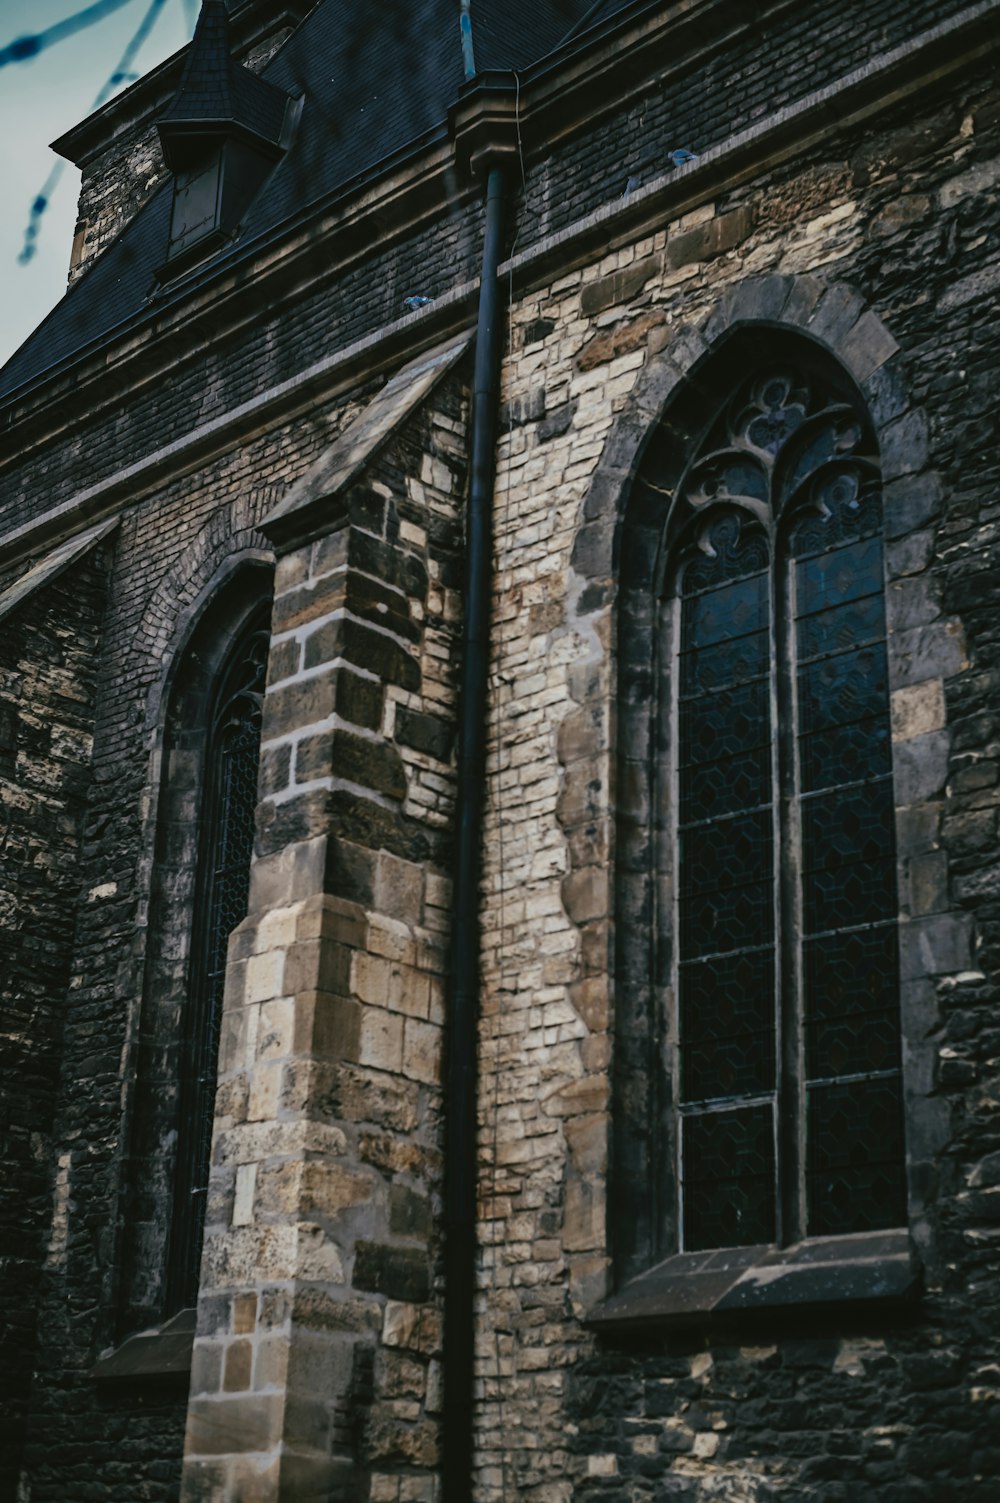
[586,1230,920,1333]
[91,1305,195,1383]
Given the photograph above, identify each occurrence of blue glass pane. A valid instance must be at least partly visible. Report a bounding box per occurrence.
[798,642,889,736]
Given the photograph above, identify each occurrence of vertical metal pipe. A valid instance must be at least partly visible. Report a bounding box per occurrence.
[443,162,507,1503]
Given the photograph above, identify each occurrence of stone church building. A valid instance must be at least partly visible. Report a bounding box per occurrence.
[2,0,1000,1498]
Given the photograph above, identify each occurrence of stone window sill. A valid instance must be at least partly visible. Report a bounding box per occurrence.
[91,1306,195,1383]
[586,1229,920,1334]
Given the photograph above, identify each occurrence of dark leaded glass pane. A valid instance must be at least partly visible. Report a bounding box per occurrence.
[676,509,777,1249]
[680,881,775,962]
[683,572,770,649]
[680,810,773,896]
[788,467,881,552]
[680,949,776,1101]
[796,536,883,617]
[801,780,896,934]
[791,481,903,1242]
[797,591,885,661]
[683,1105,776,1250]
[798,642,889,737]
[804,925,900,1079]
[679,679,770,768]
[807,1076,906,1236]
[681,629,770,696]
[680,744,771,825]
[683,513,770,593]
[799,714,892,795]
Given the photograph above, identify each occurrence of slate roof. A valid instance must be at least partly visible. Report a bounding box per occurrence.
[159,0,290,151]
[0,0,638,404]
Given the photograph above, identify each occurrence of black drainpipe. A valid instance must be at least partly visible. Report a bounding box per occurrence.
[443,161,508,1503]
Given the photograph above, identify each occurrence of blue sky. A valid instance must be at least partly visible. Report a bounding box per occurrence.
[0,0,197,367]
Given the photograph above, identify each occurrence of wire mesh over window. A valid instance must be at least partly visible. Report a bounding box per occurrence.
[168,613,268,1309]
[671,364,904,1251]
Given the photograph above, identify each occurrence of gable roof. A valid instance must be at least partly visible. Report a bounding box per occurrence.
[0,0,638,406]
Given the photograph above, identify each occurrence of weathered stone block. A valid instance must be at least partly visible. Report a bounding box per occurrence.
[354,1242,430,1302]
[581,255,660,315]
[186,1393,284,1456]
[302,617,420,692]
[223,1340,252,1392]
[891,679,945,741]
[394,705,453,761]
[884,472,941,538]
[893,729,950,805]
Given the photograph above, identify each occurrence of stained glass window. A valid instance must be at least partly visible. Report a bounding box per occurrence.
[168,613,268,1308]
[671,363,904,1251]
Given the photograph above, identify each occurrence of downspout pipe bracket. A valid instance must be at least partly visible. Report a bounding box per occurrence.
[449,71,522,181]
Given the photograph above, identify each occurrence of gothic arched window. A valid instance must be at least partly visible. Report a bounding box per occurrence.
[167,608,269,1308]
[116,574,270,1340]
[672,363,903,1251]
[611,342,907,1288]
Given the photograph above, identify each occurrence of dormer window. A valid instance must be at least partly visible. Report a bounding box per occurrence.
[156,0,299,279]
[169,144,224,260]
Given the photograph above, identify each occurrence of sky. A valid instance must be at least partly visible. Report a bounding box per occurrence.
[0,0,198,368]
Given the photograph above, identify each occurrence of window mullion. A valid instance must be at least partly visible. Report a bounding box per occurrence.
[775,523,805,1247]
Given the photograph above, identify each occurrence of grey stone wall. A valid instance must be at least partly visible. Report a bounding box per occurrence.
[0,542,110,1498]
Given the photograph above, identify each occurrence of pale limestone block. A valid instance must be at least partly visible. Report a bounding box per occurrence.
[296,1223,345,1282]
[396,968,431,1020]
[246,951,284,1004]
[201,1224,298,1286]
[674,203,716,232]
[370,1477,400,1503]
[403,1016,441,1085]
[244,1005,260,1070]
[352,951,392,1006]
[588,1455,618,1477]
[359,1006,404,1073]
[255,906,298,954]
[892,679,946,741]
[232,1164,257,1227]
[382,1300,421,1348]
[247,1061,284,1123]
[256,998,295,1062]
[399,519,426,546]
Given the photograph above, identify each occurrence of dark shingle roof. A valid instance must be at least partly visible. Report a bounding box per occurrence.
[159,0,290,149]
[0,0,639,403]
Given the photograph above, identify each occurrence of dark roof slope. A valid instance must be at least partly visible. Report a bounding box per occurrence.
[0,0,638,403]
